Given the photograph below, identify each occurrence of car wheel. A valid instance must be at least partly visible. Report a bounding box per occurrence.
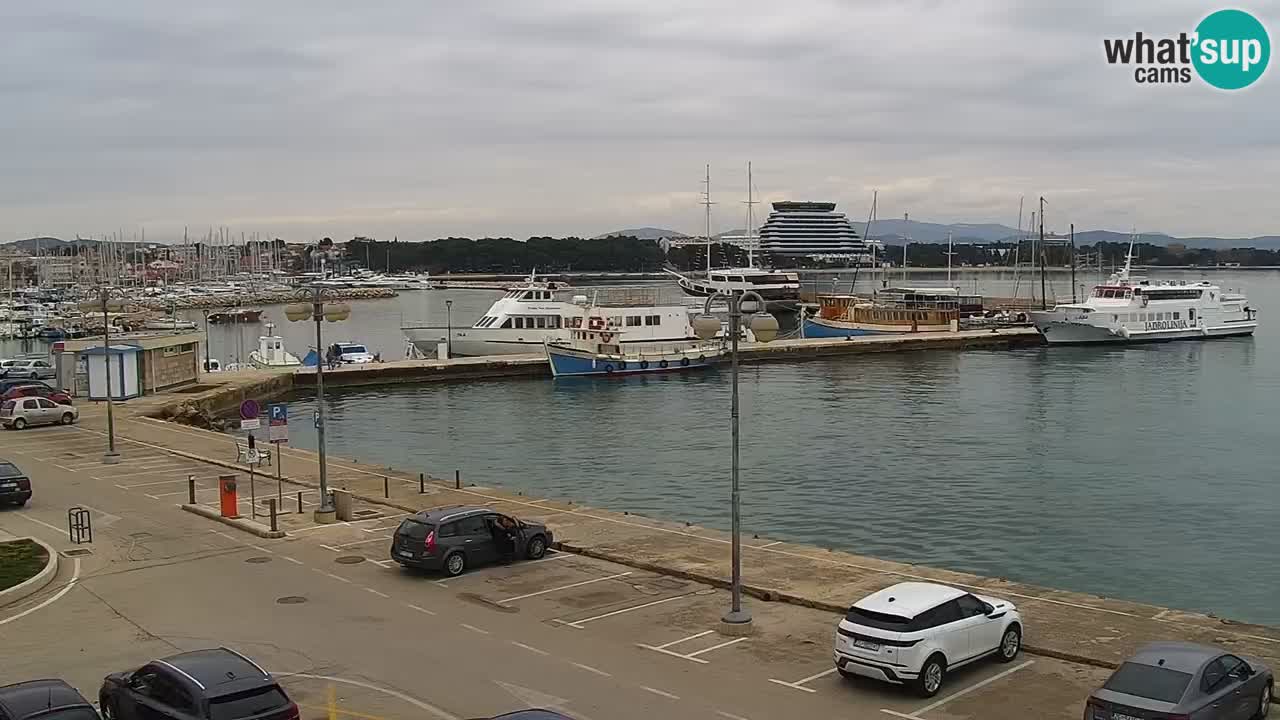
[12,417,26,430]
[444,552,466,577]
[1259,683,1272,719]
[997,625,1022,662]
[526,535,546,560]
[101,698,115,720]
[916,654,946,698]
[60,412,74,425]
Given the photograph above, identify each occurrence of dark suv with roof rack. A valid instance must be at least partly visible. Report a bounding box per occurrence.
[0,679,98,720]
[391,505,553,576]
[99,648,297,720]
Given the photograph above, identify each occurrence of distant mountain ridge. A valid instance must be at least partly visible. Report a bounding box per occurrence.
[594,222,1280,250]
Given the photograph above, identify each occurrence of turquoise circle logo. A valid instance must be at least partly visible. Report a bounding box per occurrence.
[1192,9,1270,90]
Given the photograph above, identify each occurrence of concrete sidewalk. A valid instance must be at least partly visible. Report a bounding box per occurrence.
[72,402,1280,676]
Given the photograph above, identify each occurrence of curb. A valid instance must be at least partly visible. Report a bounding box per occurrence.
[0,537,60,609]
[181,504,286,539]
[553,541,1121,671]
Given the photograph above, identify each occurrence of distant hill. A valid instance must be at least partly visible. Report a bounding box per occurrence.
[4,236,148,253]
[864,219,1022,245]
[592,227,686,240]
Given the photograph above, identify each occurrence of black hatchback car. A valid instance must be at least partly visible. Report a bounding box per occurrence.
[390,505,553,576]
[0,679,98,720]
[99,648,297,720]
[0,459,31,506]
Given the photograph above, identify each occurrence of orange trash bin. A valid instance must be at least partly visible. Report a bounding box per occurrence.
[219,474,239,518]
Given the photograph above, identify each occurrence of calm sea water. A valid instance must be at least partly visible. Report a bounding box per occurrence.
[14,270,1278,624]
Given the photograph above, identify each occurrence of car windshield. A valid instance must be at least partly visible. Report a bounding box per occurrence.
[340,345,367,354]
[1102,662,1193,704]
[844,606,913,630]
[208,686,289,720]
[0,462,21,475]
[397,519,432,539]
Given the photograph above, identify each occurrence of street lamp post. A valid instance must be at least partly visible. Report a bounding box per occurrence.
[78,288,129,464]
[445,299,453,358]
[201,309,212,373]
[692,290,779,629]
[285,287,351,524]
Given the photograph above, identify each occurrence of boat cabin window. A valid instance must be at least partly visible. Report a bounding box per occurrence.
[711,275,726,282]
[568,316,582,328]
[607,316,622,328]
[645,315,660,326]
[626,316,642,327]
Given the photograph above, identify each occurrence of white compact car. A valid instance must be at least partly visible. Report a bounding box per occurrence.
[833,582,1023,697]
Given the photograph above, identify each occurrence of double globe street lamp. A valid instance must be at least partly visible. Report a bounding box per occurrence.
[284,287,352,524]
[691,290,779,629]
[77,288,132,464]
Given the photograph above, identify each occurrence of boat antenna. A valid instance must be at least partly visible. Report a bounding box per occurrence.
[1120,228,1136,281]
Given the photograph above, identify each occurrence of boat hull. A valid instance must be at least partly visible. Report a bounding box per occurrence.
[544,345,721,378]
[1031,312,1258,344]
[802,317,951,338]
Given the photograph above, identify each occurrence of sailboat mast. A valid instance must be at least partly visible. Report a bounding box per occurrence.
[744,162,757,269]
[1070,223,1077,302]
[864,190,878,289]
[1038,195,1047,311]
[703,164,713,277]
[902,212,909,283]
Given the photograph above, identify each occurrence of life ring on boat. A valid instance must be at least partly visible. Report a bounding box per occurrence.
[1140,296,1149,308]
[603,363,615,374]
[1015,312,1028,323]
[600,332,614,343]
[640,360,649,369]
[659,359,669,368]
[588,317,605,330]
[680,357,690,367]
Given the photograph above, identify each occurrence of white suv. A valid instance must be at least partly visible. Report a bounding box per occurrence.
[833,582,1023,697]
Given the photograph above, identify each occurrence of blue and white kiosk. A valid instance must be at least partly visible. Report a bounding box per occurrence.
[82,345,143,401]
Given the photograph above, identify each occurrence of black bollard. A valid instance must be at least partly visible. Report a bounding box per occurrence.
[187,475,196,505]
[297,491,304,514]
[419,472,425,494]
[383,475,389,498]
[455,469,460,490]
[268,499,278,533]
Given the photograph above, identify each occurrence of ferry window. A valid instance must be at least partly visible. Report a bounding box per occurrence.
[1112,315,1117,322]
[626,316,642,327]
[1173,312,1180,320]
[534,317,545,329]
[501,318,512,328]
[514,317,525,329]
[608,316,622,328]
[553,316,562,328]
[568,317,581,328]
[645,315,660,326]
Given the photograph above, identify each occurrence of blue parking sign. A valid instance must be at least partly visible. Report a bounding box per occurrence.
[269,404,288,425]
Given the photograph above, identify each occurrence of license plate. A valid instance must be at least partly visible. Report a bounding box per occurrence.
[397,550,414,558]
[853,639,882,651]
[1112,714,1142,720]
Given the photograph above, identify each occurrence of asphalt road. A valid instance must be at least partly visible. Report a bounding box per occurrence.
[0,424,1107,720]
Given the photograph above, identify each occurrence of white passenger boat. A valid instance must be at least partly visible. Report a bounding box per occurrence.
[1030,240,1258,344]
[248,323,302,368]
[543,308,723,378]
[402,280,700,357]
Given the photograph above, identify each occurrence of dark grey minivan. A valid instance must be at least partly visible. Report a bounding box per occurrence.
[390,505,553,576]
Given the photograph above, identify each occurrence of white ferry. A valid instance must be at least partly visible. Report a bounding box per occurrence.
[402,281,700,357]
[665,267,802,312]
[1031,242,1258,344]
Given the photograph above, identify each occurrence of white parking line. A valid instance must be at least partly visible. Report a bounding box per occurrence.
[557,594,693,629]
[460,623,490,635]
[499,572,632,603]
[768,667,837,693]
[334,535,393,549]
[13,512,66,535]
[759,541,784,548]
[909,660,1034,717]
[407,604,437,616]
[570,662,611,678]
[434,552,570,587]
[93,466,206,480]
[716,713,751,720]
[685,637,748,658]
[287,517,384,534]
[364,588,390,598]
[653,630,714,650]
[640,686,680,701]
[116,476,221,488]
[282,557,304,565]
[511,641,549,656]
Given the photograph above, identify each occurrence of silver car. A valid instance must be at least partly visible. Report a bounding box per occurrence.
[1,397,78,430]
[1086,642,1272,720]
[1,359,55,380]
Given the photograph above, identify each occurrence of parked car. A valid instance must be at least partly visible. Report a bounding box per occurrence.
[833,581,1022,698]
[3,384,72,405]
[0,359,55,380]
[391,505,553,576]
[1085,642,1272,720]
[332,342,374,364]
[0,379,53,395]
[0,459,32,506]
[0,679,99,720]
[99,647,298,720]
[1,397,78,430]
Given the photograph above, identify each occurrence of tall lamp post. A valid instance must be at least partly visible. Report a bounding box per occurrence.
[692,290,779,628]
[201,309,212,372]
[77,288,130,464]
[445,299,453,358]
[284,287,351,524]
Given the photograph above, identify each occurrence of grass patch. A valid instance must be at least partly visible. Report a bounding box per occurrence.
[0,539,50,591]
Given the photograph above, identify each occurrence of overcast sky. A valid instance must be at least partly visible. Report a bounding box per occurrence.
[3,0,1277,243]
